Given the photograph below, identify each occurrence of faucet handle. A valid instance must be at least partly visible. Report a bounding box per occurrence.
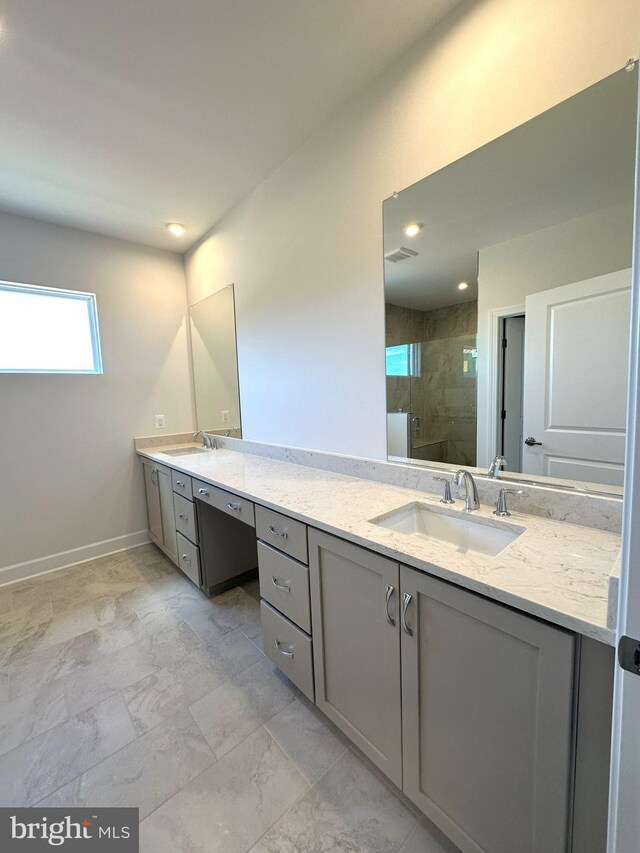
[493,488,524,517]
[433,476,455,505]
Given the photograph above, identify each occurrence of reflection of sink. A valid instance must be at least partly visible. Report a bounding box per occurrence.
[370,502,524,557]
[162,446,211,457]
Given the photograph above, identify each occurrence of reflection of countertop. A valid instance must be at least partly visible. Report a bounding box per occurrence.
[137,443,620,645]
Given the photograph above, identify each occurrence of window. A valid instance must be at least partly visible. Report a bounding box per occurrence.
[0,281,103,374]
[385,343,421,377]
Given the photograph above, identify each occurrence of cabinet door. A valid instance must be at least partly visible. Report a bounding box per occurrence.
[142,460,163,544]
[309,529,402,786]
[400,566,575,853]
[156,463,178,563]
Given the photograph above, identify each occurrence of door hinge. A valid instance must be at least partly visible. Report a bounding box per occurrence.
[618,635,640,675]
[500,409,506,421]
[502,338,507,350]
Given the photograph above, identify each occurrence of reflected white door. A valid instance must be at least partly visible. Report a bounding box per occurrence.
[522,269,631,486]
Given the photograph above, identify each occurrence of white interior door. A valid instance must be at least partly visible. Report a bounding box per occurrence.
[522,269,631,486]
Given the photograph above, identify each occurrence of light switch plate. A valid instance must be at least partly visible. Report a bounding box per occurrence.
[155,414,166,429]
[221,410,230,422]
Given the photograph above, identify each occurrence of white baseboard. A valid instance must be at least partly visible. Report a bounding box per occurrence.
[0,530,151,588]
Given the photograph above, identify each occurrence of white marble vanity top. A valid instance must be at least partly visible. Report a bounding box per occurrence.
[137,443,621,645]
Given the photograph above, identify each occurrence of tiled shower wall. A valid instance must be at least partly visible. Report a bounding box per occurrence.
[386,301,478,465]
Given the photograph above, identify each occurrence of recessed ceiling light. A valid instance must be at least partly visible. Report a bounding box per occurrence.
[458,281,469,290]
[403,222,423,237]
[166,222,186,236]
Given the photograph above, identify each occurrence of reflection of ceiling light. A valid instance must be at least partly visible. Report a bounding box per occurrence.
[403,222,423,237]
[458,281,469,290]
[166,222,186,236]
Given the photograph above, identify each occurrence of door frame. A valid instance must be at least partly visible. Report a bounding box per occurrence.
[607,75,640,852]
[483,302,525,469]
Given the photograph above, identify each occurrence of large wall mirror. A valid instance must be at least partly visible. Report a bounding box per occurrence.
[190,284,242,435]
[384,66,637,494]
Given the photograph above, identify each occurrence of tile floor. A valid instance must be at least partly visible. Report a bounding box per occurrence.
[0,544,459,852]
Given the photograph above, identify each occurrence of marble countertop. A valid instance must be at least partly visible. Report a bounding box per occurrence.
[137,443,621,645]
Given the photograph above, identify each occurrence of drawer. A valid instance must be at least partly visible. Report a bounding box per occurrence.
[174,493,198,544]
[176,532,201,587]
[258,541,311,634]
[172,470,193,499]
[256,506,308,564]
[193,480,255,527]
[261,601,314,702]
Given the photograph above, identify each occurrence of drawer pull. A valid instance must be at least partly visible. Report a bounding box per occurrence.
[274,638,294,658]
[384,584,396,627]
[198,488,209,496]
[178,513,187,520]
[401,592,413,636]
[175,480,185,487]
[268,525,288,540]
[227,501,241,511]
[181,553,191,563]
[271,576,291,593]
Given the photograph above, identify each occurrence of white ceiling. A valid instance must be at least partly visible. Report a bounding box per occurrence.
[383,67,637,312]
[0,0,460,250]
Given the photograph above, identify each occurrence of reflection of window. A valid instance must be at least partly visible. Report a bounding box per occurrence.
[462,346,478,378]
[386,343,421,377]
[0,281,103,374]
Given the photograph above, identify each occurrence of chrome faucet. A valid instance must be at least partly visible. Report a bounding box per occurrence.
[193,430,217,450]
[453,469,480,512]
[488,455,507,479]
[223,427,240,437]
[433,476,455,505]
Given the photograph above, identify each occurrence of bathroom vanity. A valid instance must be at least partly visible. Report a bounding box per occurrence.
[136,438,619,853]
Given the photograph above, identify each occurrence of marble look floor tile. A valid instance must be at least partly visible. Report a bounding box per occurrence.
[264,696,348,783]
[0,681,68,756]
[0,600,53,642]
[135,587,213,630]
[6,613,148,699]
[201,628,264,677]
[2,605,100,663]
[241,578,261,602]
[189,658,295,757]
[398,818,461,853]
[0,673,8,704]
[138,619,204,669]
[51,578,147,616]
[140,728,307,853]
[200,586,262,635]
[63,639,163,715]
[40,708,215,819]
[122,649,228,735]
[249,749,416,853]
[0,589,12,614]
[0,693,136,806]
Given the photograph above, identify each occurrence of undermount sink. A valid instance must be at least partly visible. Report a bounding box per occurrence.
[370,502,524,557]
[162,446,211,457]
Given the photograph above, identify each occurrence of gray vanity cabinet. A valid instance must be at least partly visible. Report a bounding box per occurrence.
[400,565,575,853]
[308,529,403,787]
[141,459,178,565]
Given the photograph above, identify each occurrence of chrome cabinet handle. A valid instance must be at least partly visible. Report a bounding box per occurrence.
[268,525,288,540]
[198,487,209,496]
[384,584,396,627]
[150,468,158,486]
[181,553,191,563]
[271,576,291,593]
[178,513,188,520]
[227,501,241,511]
[401,592,413,636]
[175,480,185,487]
[274,639,294,657]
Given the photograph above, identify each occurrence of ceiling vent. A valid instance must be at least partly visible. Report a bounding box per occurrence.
[384,247,419,263]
